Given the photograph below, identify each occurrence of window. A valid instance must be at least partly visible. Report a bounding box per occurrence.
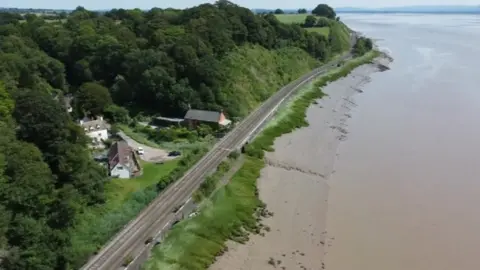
[117,166,123,170]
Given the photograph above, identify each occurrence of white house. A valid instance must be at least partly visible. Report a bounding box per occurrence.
[107,141,136,179]
[79,116,109,144]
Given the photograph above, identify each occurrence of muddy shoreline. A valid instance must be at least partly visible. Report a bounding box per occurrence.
[210,55,392,270]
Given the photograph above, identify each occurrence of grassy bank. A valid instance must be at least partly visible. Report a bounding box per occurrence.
[217,45,319,117]
[143,50,380,270]
[306,26,330,36]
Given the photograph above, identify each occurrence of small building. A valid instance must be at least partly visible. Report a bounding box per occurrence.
[107,141,136,179]
[79,116,109,144]
[183,109,231,129]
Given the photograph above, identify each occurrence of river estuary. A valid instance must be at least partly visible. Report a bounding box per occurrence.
[325,13,480,270]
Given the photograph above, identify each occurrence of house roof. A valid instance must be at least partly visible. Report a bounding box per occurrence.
[184,109,222,123]
[107,141,132,169]
[80,117,108,132]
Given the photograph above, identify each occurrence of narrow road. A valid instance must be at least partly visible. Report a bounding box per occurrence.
[117,131,178,162]
[81,52,353,270]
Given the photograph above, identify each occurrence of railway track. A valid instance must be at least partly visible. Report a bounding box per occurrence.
[81,52,353,270]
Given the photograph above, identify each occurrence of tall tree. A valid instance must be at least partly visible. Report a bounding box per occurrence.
[304,15,317,27]
[77,82,113,116]
[311,4,336,19]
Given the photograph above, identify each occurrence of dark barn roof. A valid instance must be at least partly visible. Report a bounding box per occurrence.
[107,140,131,169]
[184,109,221,123]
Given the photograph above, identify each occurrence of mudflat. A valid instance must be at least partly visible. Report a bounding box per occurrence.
[210,57,390,270]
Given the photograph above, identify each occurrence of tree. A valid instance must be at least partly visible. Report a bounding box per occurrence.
[0,82,13,118]
[304,15,317,27]
[0,141,56,219]
[77,82,113,116]
[311,4,336,19]
[316,17,330,27]
[0,3,359,268]
[298,8,307,14]
[353,37,373,56]
[103,104,130,123]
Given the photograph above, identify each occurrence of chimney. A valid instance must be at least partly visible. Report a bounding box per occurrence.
[98,116,103,121]
[79,119,84,125]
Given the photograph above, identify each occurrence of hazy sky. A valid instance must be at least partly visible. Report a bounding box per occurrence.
[3,0,479,10]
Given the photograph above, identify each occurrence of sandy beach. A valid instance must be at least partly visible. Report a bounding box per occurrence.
[210,56,391,270]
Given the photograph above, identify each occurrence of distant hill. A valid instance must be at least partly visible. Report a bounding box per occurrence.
[335,5,480,14]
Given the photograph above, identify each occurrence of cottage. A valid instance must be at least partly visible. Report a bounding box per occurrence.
[183,109,231,128]
[107,141,136,179]
[79,116,109,144]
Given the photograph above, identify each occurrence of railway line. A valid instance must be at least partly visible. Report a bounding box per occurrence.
[81,52,353,270]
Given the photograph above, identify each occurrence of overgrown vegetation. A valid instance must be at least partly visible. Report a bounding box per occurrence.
[353,36,374,56]
[143,50,380,270]
[193,159,232,202]
[0,1,355,268]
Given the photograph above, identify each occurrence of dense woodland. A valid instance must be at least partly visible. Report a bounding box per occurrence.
[0,1,354,269]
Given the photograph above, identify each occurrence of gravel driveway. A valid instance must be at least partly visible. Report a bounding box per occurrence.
[117,131,176,162]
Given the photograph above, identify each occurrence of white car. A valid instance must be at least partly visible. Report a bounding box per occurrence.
[137,147,145,155]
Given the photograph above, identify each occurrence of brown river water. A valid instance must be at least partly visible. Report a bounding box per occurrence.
[324,14,480,270]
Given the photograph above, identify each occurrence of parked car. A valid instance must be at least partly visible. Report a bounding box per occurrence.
[137,147,145,155]
[168,150,181,157]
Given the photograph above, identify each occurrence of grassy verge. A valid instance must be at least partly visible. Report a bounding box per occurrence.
[192,160,231,203]
[143,50,381,270]
[69,147,207,268]
[306,26,330,36]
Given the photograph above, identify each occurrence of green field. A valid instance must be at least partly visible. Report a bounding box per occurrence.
[275,14,311,24]
[275,14,341,38]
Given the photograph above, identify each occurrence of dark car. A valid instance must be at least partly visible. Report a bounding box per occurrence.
[168,151,181,157]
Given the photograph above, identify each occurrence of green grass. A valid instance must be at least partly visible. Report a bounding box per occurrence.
[275,14,310,24]
[306,26,330,36]
[118,124,214,151]
[144,50,381,270]
[105,160,179,203]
